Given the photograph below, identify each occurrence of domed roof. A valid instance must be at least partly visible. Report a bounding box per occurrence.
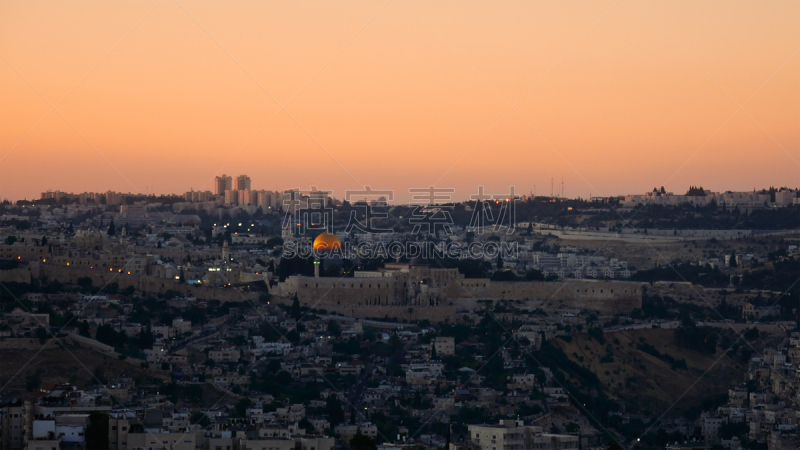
[313,232,341,251]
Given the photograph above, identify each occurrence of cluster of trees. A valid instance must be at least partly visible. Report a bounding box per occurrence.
[636,340,688,370]
[490,268,546,282]
[89,323,153,357]
[632,263,729,287]
[592,202,800,230]
[674,325,718,355]
[94,324,128,348]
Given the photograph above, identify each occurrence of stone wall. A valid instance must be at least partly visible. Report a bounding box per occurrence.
[288,275,642,316]
[67,332,116,356]
[0,265,253,303]
[0,338,64,350]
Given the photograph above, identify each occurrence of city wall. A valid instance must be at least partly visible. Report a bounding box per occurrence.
[302,304,463,323]
[536,228,797,242]
[0,338,64,350]
[0,265,254,303]
[2,264,641,314]
[481,280,641,313]
[0,266,34,283]
[289,277,642,316]
[66,332,117,356]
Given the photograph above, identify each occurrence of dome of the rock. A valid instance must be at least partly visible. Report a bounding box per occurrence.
[313,232,341,250]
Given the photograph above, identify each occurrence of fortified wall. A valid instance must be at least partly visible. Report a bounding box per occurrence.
[465,279,641,312]
[0,264,252,303]
[282,271,642,315]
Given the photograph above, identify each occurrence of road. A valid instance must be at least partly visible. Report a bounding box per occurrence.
[171,308,251,353]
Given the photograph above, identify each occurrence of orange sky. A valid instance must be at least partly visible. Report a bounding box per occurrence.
[1,0,799,202]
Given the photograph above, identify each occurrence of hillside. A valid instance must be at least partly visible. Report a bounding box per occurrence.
[553,328,748,417]
[0,344,168,394]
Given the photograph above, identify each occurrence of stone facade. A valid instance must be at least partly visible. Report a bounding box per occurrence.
[277,264,641,314]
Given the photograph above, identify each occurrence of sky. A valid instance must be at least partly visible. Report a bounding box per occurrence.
[1,0,799,203]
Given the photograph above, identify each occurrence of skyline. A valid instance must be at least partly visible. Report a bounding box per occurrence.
[30,178,800,204]
[2,0,799,202]
[2,3,800,446]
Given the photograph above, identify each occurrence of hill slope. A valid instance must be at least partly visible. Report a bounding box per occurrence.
[553,328,746,417]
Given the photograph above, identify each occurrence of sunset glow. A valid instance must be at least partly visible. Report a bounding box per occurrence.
[2,0,798,201]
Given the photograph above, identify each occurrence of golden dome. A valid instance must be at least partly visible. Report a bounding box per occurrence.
[313,232,341,251]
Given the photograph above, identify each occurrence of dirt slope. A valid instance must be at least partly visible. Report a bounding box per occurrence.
[553,328,746,416]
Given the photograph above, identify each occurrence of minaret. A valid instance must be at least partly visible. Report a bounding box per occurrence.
[313,259,320,278]
[222,241,230,261]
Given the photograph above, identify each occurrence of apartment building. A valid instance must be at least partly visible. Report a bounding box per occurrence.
[432,337,455,356]
[469,421,579,450]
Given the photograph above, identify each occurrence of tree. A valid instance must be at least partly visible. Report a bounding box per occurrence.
[86,412,110,450]
[191,412,210,427]
[26,370,42,391]
[137,326,154,349]
[350,433,377,450]
[77,277,93,291]
[276,371,293,384]
[326,396,345,426]
[266,236,284,248]
[234,398,252,418]
[729,250,737,268]
[524,269,545,281]
[298,417,313,433]
[96,324,127,348]
[107,220,116,236]
[496,254,504,270]
[35,326,48,343]
[183,385,204,405]
[327,320,341,338]
[587,326,605,344]
[719,421,748,440]
[291,293,301,319]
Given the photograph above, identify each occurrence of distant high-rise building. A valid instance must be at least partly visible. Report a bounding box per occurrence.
[184,190,213,202]
[308,186,330,206]
[236,175,251,191]
[105,190,124,206]
[237,189,255,206]
[215,175,233,195]
[224,189,239,205]
[41,190,61,200]
[119,203,148,224]
[257,190,281,211]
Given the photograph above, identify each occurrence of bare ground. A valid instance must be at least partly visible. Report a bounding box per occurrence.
[0,345,167,396]
[553,328,749,417]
